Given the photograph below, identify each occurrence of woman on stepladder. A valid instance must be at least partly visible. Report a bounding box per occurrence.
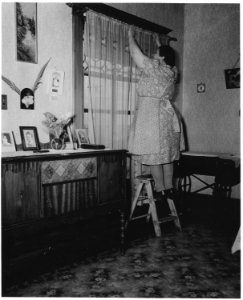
[127,27,185,215]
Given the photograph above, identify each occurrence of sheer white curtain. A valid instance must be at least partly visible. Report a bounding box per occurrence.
[84,10,156,149]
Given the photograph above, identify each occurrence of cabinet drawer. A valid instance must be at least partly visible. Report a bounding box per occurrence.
[41,157,97,184]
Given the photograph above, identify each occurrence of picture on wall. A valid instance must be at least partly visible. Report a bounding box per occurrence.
[1,132,16,152]
[224,68,240,89]
[47,70,65,96]
[19,126,40,151]
[16,3,37,63]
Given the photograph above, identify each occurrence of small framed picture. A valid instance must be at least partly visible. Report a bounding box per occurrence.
[2,132,16,152]
[19,126,40,151]
[224,68,240,89]
[75,129,90,147]
[47,69,65,96]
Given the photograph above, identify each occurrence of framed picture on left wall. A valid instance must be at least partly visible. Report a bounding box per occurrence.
[16,3,38,63]
[1,132,16,152]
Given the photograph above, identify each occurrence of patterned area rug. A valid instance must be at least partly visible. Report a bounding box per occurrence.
[4,219,240,298]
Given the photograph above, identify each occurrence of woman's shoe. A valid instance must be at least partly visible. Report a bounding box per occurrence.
[164,188,177,200]
[153,190,163,200]
[153,190,170,217]
[164,188,183,216]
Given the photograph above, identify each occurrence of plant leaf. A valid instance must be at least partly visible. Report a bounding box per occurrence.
[2,76,21,95]
[32,58,51,92]
[43,112,57,122]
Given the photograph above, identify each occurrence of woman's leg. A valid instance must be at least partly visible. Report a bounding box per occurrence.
[162,162,174,190]
[151,164,171,217]
[163,162,182,216]
[150,164,165,192]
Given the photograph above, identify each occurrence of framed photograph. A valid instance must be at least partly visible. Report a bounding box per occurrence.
[19,126,40,151]
[47,70,65,96]
[75,129,90,147]
[224,68,240,89]
[2,132,16,152]
[16,3,38,63]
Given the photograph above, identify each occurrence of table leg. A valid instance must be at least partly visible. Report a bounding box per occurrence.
[120,210,125,255]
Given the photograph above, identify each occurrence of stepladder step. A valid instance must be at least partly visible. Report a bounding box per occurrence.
[130,213,150,221]
[158,215,178,223]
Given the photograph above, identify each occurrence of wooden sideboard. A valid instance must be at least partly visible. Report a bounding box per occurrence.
[2,149,127,280]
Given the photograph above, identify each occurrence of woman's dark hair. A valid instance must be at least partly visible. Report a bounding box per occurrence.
[159,45,176,67]
[20,88,34,100]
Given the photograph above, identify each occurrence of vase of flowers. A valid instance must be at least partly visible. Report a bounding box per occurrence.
[42,112,74,150]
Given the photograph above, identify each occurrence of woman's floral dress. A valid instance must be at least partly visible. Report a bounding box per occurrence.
[128,57,185,165]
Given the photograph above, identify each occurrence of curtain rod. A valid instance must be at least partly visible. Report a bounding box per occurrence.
[67,3,173,36]
[83,8,164,38]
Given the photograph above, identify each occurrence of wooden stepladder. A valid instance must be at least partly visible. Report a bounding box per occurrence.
[127,174,181,237]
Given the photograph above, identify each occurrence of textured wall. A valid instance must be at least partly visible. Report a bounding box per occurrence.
[2,3,73,143]
[183,4,240,154]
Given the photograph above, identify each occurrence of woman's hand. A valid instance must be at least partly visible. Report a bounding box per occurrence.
[128,26,134,38]
[153,33,161,47]
[128,25,146,68]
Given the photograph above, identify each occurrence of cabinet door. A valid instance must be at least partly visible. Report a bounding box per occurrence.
[40,158,98,218]
[2,163,40,226]
[98,153,125,206]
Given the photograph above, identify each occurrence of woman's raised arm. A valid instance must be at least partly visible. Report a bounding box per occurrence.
[128,27,147,68]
